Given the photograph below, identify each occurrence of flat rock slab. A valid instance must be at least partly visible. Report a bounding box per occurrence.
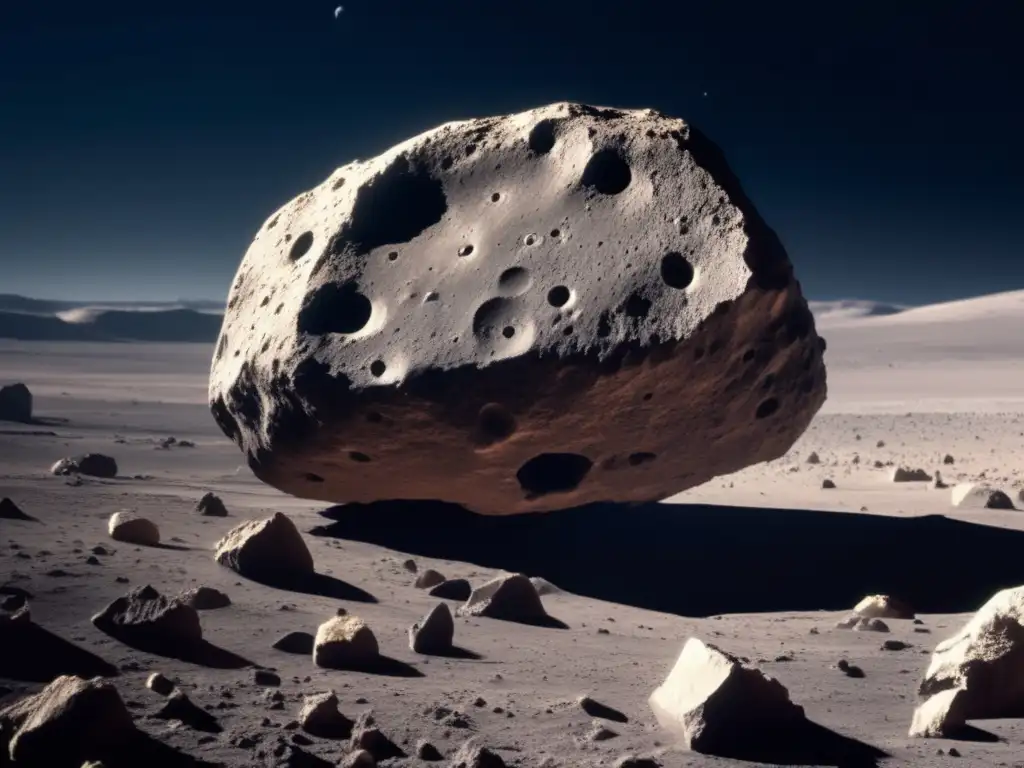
[209,101,826,514]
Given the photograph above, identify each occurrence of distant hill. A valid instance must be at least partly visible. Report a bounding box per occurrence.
[809,299,908,327]
[0,294,224,316]
[0,306,223,342]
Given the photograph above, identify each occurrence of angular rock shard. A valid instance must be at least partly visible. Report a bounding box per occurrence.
[409,602,455,655]
[209,102,827,515]
[911,584,1024,737]
[0,675,135,766]
[214,512,314,580]
[648,637,805,754]
[298,690,353,738]
[456,573,548,624]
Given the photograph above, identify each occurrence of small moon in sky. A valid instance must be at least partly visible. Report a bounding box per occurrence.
[334,6,344,18]
[702,91,708,98]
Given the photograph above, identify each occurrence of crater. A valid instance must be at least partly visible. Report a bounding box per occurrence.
[497,267,532,296]
[516,453,593,498]
[528,120,557,155]
[547,285,571,308]
[581,149,632,195]
[369,360,386,377]
[660,252,695,289]
[297,282,373,336]
[475,403,516,446]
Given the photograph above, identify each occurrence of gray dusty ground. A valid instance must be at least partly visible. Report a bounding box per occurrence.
[2,335,1024,767]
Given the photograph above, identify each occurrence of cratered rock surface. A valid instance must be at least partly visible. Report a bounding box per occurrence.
[209,102,827,514]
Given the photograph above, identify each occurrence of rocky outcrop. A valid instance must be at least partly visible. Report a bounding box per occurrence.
[0,675,135,766]
[649,637,805,754]
[209,102,826,515]
[0,383,31,423]
[214,512,314,580]
[51,453,118,479]
[853,594,914,620]
[911,584,1024,737]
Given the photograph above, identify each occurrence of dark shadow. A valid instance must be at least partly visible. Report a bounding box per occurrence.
[102,730,221,768]
[943,724,1002,743]
[93,627,252,670]
[150,542,192,552]
[319,655,424,678]
[708,719,887,767]
[0,622,118,682]
[425,646,483,660]
[579,697,628,723]
[272,631,314,655]
[239,571,376,603]
[313,501,1024,616]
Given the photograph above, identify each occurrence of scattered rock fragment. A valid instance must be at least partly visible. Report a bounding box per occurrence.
[402,559,418,573]
[150,689,222,733]
[648,637,805,754]
[585,722,619,741]
[0,675,135,766]
[835,659,865,678]
[457,573,549,624]
[951,483,1015,510]
[107,511,160,547]
[214,512,314,580]
[429,578,472,601]
[0,383,32,423]
[853,594,914,620]
[911,584,1024,737]
[0,498,34,521]
[50,453,118,479]
[416,739,443,760]
[314,615,380,669]
[821,478,835,489]
[177,585,231,610]
[449,740,506,768]
[409,603,455,655]
[613,756,661,768]
[806,452,820,464]
[146,672,176,696]
[891,467,931,483]
[196,491,229,517]
[882,640,910,651]
[943,454,954,464]
[350,711,402,760]
[92,585,202,647]
[414,569,446,589]
[298,690,353,738]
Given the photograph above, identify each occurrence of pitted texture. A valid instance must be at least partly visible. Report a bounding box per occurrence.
[210,102,827,514]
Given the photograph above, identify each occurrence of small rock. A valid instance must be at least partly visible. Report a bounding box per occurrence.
[254,669,282,687]
[821,478,836,489]
[891,467,931,483]
[806,452,820,464]
[273,631,314,654]
[835,659,865,678]
[416,739,443,760]
[429,578,472,601]
[449,741,506,768]
[108,511,160,546]
[214,512,314,580]
[196,492,229,517]
[409,602,455,655]
[298,690,353,738]
[414,569,446,589]
[146,672,176,696]
[177,585,231,610]
[586,722,619,741]
[340,749,376,767]
[882,639,910,651]
[943,454,955,464]
[456,573,549,624]
[314,615,380,669]
[51,453,118,479]
[402,559,418,573]
[0,383,32,423]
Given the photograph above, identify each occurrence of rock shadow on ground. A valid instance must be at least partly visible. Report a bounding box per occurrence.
[313,500,1024,616]
[704,719,887,767]
[0,621,119,682]
[237,569,377,604]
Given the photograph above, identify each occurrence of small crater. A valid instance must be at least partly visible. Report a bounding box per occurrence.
[331,177,345,191]
[476,403,516,445]
[349,452,372,463]
[596,311,613,339]
[562,325,574,336]
[623,292,652,320]
[550,228,561,238]
[628,452,657,466]
[458,245,475,258]
[387,251,398,262]
[491,192,501,202]
[581,149,632,195]
[369,360,386,377]
[267,216,279,230]
[502,326,515,339]
[756,398,780,419]
[465,143,477,156]
[424,292,440,303]
[642,392,653,401]
[517,453,593,498]
[289,231,314,262]
[547,285,570,308]
[660,252,695,289]
[304,473,325,483]
[497,267,532,296]
[528,120,557,155]
[524,234,538,247]
[297,282,373,335]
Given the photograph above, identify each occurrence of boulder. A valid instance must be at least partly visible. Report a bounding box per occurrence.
[313,615,379,669]
[145,672,175,696]
[177,585,231,610]
[449,741,507,768]
[911,584,1024,737]
[648,638,805,754]
[195,491,229,517]
[457,573,549,624]
[0,497,33,521]
[409,603,455,655]
[107,511,160,546]
[0,675,135,766]
[298,690,353,738]
[214,512,314,580]
[51,453,118,479]
[890,467,931,483]
[951,483,1015,510]
[209,102,826,515]
[853,594,914,620]
[429,578,472,601]
[415,569,447,589]
[92,585,202,646]
[0,383,32,423]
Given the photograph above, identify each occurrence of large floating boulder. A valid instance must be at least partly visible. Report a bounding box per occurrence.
[209,102,827,514]
[649,637,805,754]
[911,584,1024,737]
[0,675,135,766]
[0,383,32,423]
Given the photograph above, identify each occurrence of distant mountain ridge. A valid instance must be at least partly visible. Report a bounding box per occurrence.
[0,295,224,342]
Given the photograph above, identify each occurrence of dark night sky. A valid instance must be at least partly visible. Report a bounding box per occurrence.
[1,1,1021,304]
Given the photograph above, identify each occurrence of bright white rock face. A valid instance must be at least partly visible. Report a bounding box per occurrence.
[210,102,826,514]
